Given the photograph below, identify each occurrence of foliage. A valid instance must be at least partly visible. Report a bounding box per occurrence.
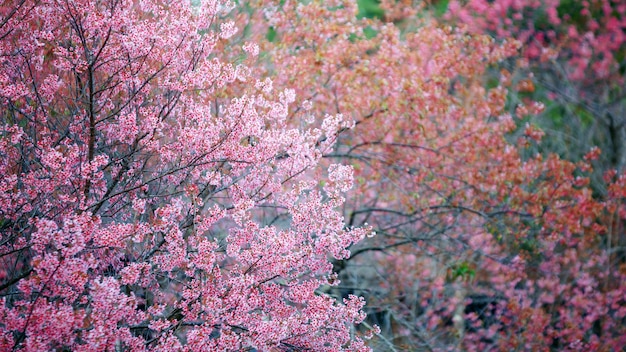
[442,0,626,189]
[239,0,626,350]
[1,0,625,351]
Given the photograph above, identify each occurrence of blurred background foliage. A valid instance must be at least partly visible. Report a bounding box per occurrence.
[357,0,625,197]
[243,0,625,349]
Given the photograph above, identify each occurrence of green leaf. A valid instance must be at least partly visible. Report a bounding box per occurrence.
[433,0,449,18]
[357,0,384,20]
[266,26,277,43]
[363,26,378,39]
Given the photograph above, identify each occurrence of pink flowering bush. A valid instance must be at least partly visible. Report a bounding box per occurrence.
[442,0,626,176]
[0,0,373,350]
[445,0,626,83]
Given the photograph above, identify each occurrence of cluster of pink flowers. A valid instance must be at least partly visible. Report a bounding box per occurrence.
[446,0,626,84]
[0,0,375,350]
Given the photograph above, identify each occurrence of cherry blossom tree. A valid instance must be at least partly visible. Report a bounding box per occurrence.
[0,0,373,350]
